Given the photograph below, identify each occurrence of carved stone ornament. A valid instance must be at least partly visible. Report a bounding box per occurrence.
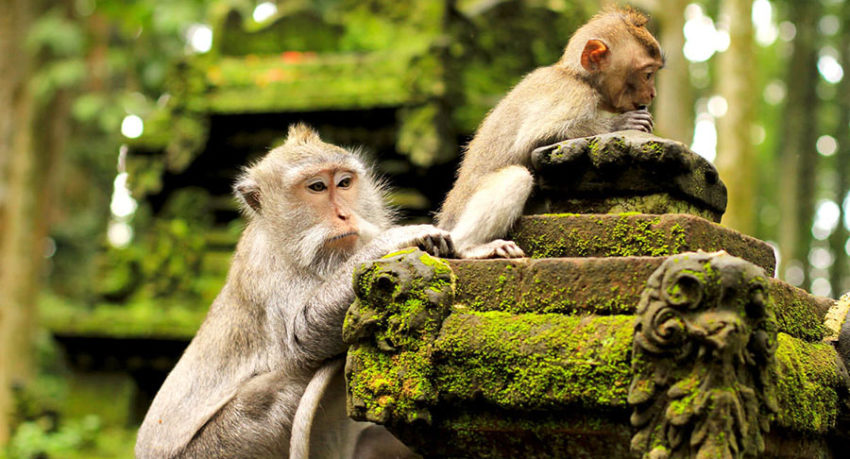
[343,248,456,426]
[629,251,778,459]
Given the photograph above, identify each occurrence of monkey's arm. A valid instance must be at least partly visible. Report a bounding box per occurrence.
[287,225,452,363]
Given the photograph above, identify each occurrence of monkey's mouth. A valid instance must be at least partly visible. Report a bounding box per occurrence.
[328,231,358,242]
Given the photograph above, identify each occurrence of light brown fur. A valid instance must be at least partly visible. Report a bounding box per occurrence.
[437,8,662,258]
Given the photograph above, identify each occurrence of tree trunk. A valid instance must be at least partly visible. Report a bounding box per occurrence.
[653,0,693,145]
[830,4,850,297]
[777,2,821,285]
[0,0,71,444]
[715,0,758,235]
[0,0,35,444]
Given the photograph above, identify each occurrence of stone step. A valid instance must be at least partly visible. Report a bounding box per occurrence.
[448,256,832,342]
[509,213,776,275]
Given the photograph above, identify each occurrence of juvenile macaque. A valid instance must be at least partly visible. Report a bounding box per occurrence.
[136,124,449,458]
[437,8,663,259]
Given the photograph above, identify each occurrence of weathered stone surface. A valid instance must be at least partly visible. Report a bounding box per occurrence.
[345,250,845,458]
[448,256,831,342]
[629,252,777,458]
[449,256,663,315]
[344,248,455,426]
[392,411,634,458]
[434,312,634,410]
[770,279,833,342]
[510,213,776,276]
[526,193,719,221]
[389,412,836,458]
[530,131,726,221]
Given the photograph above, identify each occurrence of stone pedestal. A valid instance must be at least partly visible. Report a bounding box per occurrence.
[343,132,850,458]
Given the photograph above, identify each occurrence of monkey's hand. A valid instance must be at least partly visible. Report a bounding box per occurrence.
[609,108,653,133]
[458,239,525,259]
[380,224,455,258]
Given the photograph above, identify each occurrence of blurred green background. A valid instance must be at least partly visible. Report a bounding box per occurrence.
[0,0,846,456]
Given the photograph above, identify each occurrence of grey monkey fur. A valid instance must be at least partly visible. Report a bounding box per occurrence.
[136,124,450,458]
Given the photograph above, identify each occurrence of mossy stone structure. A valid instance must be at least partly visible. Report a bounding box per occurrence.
[343,131,850,458]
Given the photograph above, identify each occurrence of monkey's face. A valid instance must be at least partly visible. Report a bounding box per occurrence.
[604,43,661,112]
[294,167,362,253]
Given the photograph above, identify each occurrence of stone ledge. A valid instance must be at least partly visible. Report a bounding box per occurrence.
[389,411,833,458]
[352,313,842,455]
[530,131,726,221]
[509,213,776,275]
[431,315,841,431]
[448,256,830,342]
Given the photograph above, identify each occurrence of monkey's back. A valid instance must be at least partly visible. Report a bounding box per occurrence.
[437,65,598,230]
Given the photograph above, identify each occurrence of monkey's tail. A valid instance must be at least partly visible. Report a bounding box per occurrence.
[290,358,345,459]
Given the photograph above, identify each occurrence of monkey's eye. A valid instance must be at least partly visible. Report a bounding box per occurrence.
[307,182,327,192]
[645,71,654,81]
[337,177,352,188]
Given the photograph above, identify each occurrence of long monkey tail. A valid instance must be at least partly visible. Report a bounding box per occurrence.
[290,358,346,459]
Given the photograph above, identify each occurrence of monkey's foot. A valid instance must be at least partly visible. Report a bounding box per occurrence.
[458,239,525,259]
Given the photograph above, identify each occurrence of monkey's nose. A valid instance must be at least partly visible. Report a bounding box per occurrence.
[335,207,351,221]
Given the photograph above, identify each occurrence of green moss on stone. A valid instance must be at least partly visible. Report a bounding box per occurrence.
[509,214,777,275]
[537,195,718,221]
[769,282,830,342]
[773,333,842,433]
[347,344,436,424]
[346,250,455,424]
[434,311,634,410]
[450,257,663,317]
[514,214,686,260]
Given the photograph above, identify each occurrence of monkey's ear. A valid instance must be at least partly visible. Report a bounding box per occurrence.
[235,178,262,213]
[580,39,610,72]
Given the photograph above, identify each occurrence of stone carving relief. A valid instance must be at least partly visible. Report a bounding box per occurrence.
[629,251,778,458]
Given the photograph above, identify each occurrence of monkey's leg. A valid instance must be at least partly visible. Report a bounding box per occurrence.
[450,165,533,259]
[179,371,304,459]
[354,425,421,459]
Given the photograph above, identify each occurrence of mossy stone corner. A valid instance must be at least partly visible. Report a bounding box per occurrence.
[345,248,849,457]
[344,248,456,426]
[530,131,726,222]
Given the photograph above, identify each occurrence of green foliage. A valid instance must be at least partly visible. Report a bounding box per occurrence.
[140,219,207,297]
[453,0,588,130]
[38,0,211,300]
[94,216,208,303]
[2,332,137,458]
[7,415,101,459]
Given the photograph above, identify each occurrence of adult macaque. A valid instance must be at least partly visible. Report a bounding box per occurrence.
[136,124,448,458]
[437,8,663,259]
